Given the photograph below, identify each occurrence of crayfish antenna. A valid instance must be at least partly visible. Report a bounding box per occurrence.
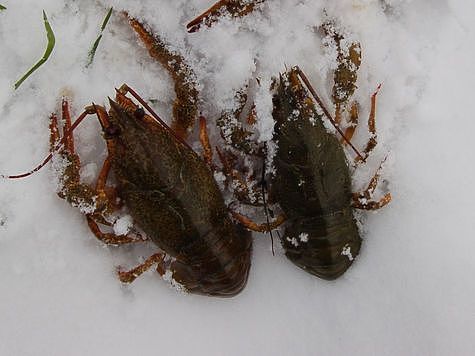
[1,109,92,179]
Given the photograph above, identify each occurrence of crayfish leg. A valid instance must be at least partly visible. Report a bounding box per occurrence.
[352,192,391,210]
[117,253,166,283]
[86,215,145,245]
[214,84,264,205]
[216,147,263,205]
[61,99,75,154]
[49,112,60,150]
[50,101,146,245]
[49,100,91,201]
[95,155,112,198]
[128,17,198,140]
[354,85,381,164]
[84,155,145,245]
[339,102,359,145]
[352,159,391,210]
[50,99,76,154]
[216,87,256,155]
[335,102,343,126]
[187,0,264,33]
[187,0,225,32]
[321,22,365,155]
[199,116,214,168]
[231,211,286,232]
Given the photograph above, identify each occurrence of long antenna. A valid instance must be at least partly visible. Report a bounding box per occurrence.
[2,109,91,179]
[294,66,365,162]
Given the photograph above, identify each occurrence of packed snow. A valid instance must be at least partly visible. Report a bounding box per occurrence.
[1,0,474,355]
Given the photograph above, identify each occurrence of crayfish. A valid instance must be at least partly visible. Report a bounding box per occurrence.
[269,66,390,279]
[6,18,252,297]
[224,22,391,279]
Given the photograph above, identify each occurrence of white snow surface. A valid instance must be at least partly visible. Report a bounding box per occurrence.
[1,0,474,355]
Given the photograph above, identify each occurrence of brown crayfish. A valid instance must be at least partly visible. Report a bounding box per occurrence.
[6,18,252,297]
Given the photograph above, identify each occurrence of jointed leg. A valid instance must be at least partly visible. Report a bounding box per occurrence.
[199,116,214,168]
[93,155,122,211]
[49,101,90,199]
[216,147,264,205]
[50,99,76,154]
[85,163,145,245]
[51,101,146,245]
[231,211,286,232]
[245,104,257,125]
[199,114,263,205]
[338,101,359,145]
[352,160,391,210]
[117,253,166,283]
[62,99,75,154]
[335,102,343,127]
[187,0,265,33]
[352,191,391,210]
[86,215,145,245]
[128,17,198,140]
[355,85,381,163]
[199,117,282,229]
[49,112,60,149]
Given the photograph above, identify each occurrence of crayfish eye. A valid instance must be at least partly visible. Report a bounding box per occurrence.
[104,125,121,139]
[134,107,145,120]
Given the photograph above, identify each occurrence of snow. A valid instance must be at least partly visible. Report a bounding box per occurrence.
[112,214,133,236]
[162,269,188,295]
[1,0,475,355]
[341,244,354,261]
[299,232,309,243]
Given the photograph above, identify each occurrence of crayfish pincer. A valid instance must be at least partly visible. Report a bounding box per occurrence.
[270,67,390,280]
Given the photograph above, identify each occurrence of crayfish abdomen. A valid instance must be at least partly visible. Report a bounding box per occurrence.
[281,212,360,280]
[271,69,361,280]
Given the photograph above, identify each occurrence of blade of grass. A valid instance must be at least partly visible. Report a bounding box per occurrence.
[86,7,113,67]
[14,10,55,90]
[0,5,6,10]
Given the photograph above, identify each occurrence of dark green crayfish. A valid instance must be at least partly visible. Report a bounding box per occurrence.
[270,67,391,280]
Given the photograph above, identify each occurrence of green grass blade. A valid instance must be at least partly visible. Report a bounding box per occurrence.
[86,7,113,67]
[100,7,113,31]
[0,5,6,11]
[14,10,56,90]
